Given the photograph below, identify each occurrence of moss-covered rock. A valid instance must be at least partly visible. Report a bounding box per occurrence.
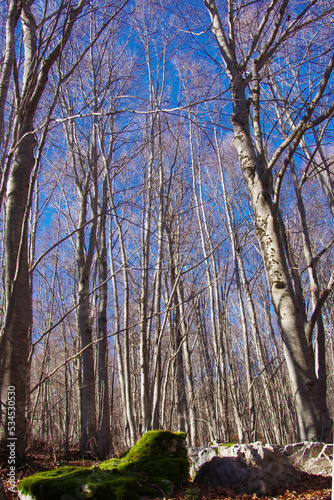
[18,430,188,500]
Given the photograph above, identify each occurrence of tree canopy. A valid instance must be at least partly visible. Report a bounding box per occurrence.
[0,0,333,458]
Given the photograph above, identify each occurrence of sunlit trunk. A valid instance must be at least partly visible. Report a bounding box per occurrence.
[0,132,34,458]
[205,0,332,441]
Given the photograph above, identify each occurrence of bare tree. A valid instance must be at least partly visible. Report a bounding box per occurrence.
[0,0,130,457]
[203,0,333,440]
[96,176,112,458]
[0,0,87,458]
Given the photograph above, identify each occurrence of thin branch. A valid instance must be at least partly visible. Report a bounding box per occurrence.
[306,271,334,345]
[267,53,334,172]
[28,274,222,396]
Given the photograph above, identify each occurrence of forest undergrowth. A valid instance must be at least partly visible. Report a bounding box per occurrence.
[0,449,331,500]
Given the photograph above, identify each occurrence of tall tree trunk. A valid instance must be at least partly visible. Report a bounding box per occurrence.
[109,224,128,444]
[139,156,152,434]
[0,0,18,146]
[0,131,34,458]
[150,158,165,430]
[176,280,197,446]
[0,0,20,208]
[269,81,331,441]
[97,177,112,458]
[0,0,39,458]
[110,192,136,446]
[216,136,281,441]
[63,111,99,457]
[231,83,330,440]
[76,188,97,456]
[188,114,227,441]
[166,231,187,433]
[0,0,86,458]
[196,305,217,442]
[204,0,332,441]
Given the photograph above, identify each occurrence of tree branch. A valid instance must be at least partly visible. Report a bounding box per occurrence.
[306,271,334,346]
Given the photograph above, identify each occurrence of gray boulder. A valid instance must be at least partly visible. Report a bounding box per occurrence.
[282,442,333,476]
[194,456,247,486]
[190,441,301,496]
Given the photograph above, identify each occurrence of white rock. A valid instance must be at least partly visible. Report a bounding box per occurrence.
[189,441,301,496]
[282,441,333,476]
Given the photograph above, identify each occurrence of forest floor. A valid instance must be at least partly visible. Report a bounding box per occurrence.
[170,474,332,500]
[0,450,332,499]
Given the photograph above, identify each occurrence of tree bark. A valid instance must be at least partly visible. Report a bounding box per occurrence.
[232,85,330,440]
[204,0,332,441]
[0,0,86,458]
[97,177,112,459]
[110,192,136,446]
[0,132,34,458]
[76,187,97,457]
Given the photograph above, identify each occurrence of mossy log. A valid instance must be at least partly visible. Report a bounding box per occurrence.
[17,430,188,500]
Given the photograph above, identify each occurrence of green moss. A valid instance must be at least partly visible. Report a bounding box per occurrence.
[18,430,188,500]
[18,466,94,499]
[100,430,187,484]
